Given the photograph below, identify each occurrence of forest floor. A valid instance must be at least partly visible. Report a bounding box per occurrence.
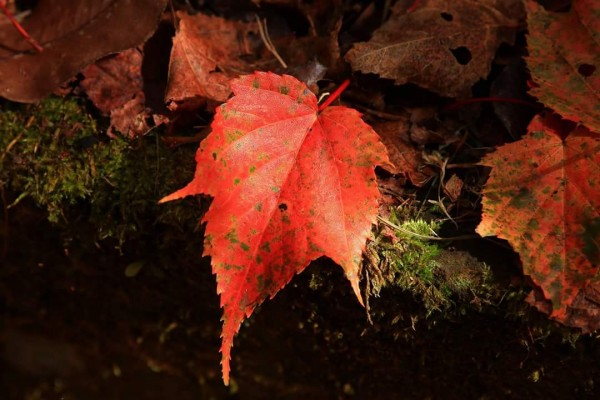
[1,198,599,399]
[1,0,600,399]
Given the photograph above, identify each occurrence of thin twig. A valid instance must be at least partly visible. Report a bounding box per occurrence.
[168,0,179,31]
[445,163,479,169]
[436,157,458,228]
[255,15,287,69]
[377,216,478,241]
[352,105,409,121]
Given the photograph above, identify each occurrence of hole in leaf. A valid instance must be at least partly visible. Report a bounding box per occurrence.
[278,203,288,212]
[578,63,596,77]
[212,152,217,160]
[450,47,472,65]
[440,12,453,21]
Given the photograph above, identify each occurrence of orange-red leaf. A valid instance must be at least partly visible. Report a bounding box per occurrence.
[161,72,390,384]
[477,113,600,320]
[526,0,600,133]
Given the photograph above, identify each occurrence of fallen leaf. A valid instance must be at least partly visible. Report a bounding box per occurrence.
[407,107,464,146]
[527,279,600,333]
[161,72,391,384]
[165,12,258,110]
[0,0,167,103]
[374,120,434,186]
[526,0,600,133]
[81,48,149,137]
[443,174,464,202]
[345,0,522,97]
[477,113,600,320]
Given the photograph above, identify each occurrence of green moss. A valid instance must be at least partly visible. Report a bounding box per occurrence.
[365,206,495,316]
[0,97,201,250]
[1,97,106,222]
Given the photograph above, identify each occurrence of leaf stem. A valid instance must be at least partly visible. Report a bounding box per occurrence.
[406,0,422,13]
[0,2,43,53]
[318,79,350,111]
[443,97,541,112]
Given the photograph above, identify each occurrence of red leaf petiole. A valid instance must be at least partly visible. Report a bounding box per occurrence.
[0,1,43,53]
[406,0,422,13]
[443,97,542,112]
[318,79,350,112]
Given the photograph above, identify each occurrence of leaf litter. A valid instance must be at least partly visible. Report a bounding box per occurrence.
[2,0,600,387]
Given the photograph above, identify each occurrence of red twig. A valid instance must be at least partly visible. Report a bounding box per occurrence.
[318,79,350,112]
[0,2,43,53]
[443,97,542,112]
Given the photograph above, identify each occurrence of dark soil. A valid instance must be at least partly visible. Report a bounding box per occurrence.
[1,202,599,400]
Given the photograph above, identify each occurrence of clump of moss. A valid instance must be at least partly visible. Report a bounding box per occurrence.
[365,206,494,316]
[0,97,201,252]
[0,97,119,222]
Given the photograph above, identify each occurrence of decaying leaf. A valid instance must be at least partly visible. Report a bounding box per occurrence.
[161,72,391,384]
[0,0,167,103]
[526,0,600,133]
[477,113,600,320]
[528,279,600,333]
[443,174,464,202]
[345,0,522,97]
[374,120,434,186]
[165,12,258,110]
[81,48,149,137]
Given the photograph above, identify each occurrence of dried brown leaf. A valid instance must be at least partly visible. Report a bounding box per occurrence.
[375,120,434,186]
[345,0,522,97]
[81,48,150,137]
[0,0,167,103]
[165,12,259,110]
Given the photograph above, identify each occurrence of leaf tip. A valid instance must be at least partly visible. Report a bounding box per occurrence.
[347,272,365,307]
[158,191,180,204]
[222,362,230,386]
[158,181,203,204]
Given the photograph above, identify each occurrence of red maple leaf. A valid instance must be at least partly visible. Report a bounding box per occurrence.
[477,113,600,321]
[161,72,391,384]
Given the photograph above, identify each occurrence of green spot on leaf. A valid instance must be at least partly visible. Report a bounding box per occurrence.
[511,187,536,210]
[260,242,271,253]
[581,217,600,265]
[226,229,239,244]
[531,131,546,139]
